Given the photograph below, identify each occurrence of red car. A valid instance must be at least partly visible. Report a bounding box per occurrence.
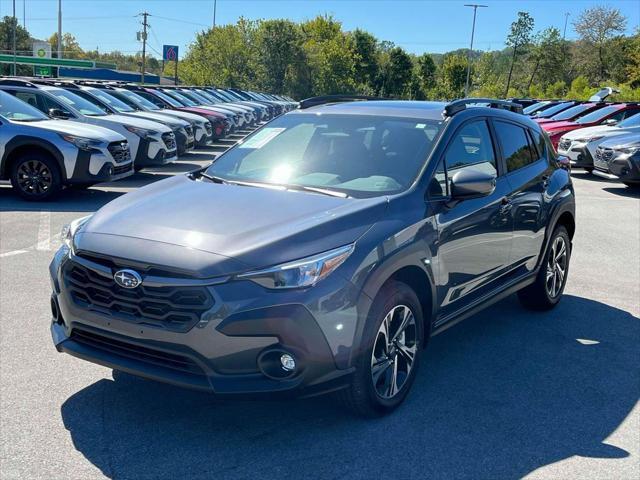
[535,102,608,125]
[543,103,640,149]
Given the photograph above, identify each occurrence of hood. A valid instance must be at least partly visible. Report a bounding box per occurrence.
[156,109,207,125]
[102,114,173,132]
[599,132,640,149]
[562,125,618,140]
[77,175,388,277]
[125,111,188,128]
[542,120,578,132]
[181,107,225,119]
[23,119,125,142]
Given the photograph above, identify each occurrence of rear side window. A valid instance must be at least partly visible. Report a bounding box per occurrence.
[495,121,537,172]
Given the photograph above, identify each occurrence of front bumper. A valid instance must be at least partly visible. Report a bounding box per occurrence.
[49,250,360,397]
[134,137,178,167]
[606,153,640,183]
[559,144,594,169]
[67,149,134,185]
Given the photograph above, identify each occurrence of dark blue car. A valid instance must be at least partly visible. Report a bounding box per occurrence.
[50,97,576,416]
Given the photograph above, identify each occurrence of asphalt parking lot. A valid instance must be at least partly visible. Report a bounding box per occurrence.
[1,144,638,479]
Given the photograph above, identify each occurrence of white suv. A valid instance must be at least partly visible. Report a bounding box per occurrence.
[0,79,177,170]
[0,90,132,200]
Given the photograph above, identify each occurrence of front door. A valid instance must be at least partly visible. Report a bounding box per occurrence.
[430,119,513,318]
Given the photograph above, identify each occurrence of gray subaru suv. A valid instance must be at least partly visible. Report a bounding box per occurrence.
[49,97,576,416]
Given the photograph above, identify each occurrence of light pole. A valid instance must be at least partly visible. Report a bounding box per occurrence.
[562,12,570,40]
[57,0,62,59]
[12,0,17,75]
[213,0,217,28]
[464,4,487,98]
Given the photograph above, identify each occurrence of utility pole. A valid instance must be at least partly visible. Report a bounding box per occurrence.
[12,0,17,75]
[213,0,217,28]
[562,12,570,40]
[139,12,149,84]
[23,0,25,28]
[464,4,487,98]
[57,0,62,59]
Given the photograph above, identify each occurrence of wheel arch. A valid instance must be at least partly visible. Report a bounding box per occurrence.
[0,136,66,181]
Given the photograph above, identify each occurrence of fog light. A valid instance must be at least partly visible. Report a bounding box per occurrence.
[280,353,296,372]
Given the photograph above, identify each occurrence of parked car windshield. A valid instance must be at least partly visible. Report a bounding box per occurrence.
[535,102,573,117]
[150,89,183,107]
[49,89,108,116]
[163,90,197,106]
[618,113,640,128]
[0,91,49,121]
[523,102,549,114]
[575,105,620,124]
[86,88,136,113]
[550,103,594,121]
[116,90,162,111]
[206,113,443,198]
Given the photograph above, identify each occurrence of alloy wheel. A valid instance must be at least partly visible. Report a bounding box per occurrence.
[546,236,568,298]
[16,160,53,196]
[371,304,418,399]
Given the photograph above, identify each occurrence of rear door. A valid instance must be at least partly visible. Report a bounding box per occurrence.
[495,120,553,275]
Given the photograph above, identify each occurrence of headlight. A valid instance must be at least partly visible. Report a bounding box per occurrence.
[620,146,640,155]
[237,244,354,289]
[61,215,92,251]
[60,134,104,151]
[124,125,158,139]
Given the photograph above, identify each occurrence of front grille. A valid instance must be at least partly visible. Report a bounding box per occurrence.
[204,122,212,135]
[162,132,176,150]
[62,259,214,332]
[558,139,572,151]
[113,163,133,175]
[71,327,205,376]
[185,125,194,138]
[108,141,131,163]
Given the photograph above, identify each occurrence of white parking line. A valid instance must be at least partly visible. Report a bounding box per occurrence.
[0,249,28,258]
[36,211,51,251]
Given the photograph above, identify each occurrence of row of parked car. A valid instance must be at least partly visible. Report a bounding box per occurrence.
[0,77,296,200]
[512,88,640,187]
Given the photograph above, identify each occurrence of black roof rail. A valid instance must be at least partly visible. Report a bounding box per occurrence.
[299,95,386,110]
[444,98,523,117]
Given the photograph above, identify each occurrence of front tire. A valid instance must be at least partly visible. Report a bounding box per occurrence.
[518,226,571,311]
[9,152,62,201]
[338,281,424,417]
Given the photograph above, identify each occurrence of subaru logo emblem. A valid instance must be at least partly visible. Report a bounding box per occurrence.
[113,269,142,289]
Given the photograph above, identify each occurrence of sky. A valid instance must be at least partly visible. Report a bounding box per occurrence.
[1,0,639,58]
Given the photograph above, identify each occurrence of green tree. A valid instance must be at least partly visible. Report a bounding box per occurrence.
[527,27,567,93]
[256,20,304,94]
[574,5,627,82]
[378,47,413,97]
[0,16,32,75]
[505,11,534,96]
[440,53,468,99]
[47,32,84,58]
[416,53,437,91]
[350,29,379,91]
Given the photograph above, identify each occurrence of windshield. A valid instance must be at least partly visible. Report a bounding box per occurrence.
[619,112,640,128]
[49,89,107,116]
[194,89,219,103]
[86,88,135,113]
[0,91,48,121]
[205,113,443,198]
[536,102,573,118]
[215,90,237,101]
[523,102,549,114]
[180,90,210,104]
[163,90,197,106]
[116,90,160,110]
[151,89,183,107]
[550,104,594,121]
[576,105,619,124]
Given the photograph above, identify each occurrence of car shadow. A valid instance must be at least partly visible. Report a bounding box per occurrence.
[602,186,640,199]
[60,295,639,479]
[0,186,125,212]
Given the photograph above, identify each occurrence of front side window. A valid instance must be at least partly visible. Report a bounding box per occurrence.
[495,121,537,172]
[206,113,443,198]
[85,88,135,113]
[0,90,49,121]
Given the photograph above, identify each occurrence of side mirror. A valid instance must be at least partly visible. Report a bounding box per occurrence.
[557,155,571,171]
[603,118,618,126]
[48,108,69,120]
[450,168,496,200]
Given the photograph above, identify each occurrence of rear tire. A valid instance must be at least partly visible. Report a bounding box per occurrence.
[584,167,594,173]
[518,226,571,311]
[9,152,62,201]
[338,281,424,417]
[623,182,639,189]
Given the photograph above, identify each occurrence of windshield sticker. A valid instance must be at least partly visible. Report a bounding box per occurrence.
[239,128,286,149]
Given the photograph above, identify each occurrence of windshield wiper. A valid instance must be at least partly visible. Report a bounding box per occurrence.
[195,171,229,184]
[285,184,349,198]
